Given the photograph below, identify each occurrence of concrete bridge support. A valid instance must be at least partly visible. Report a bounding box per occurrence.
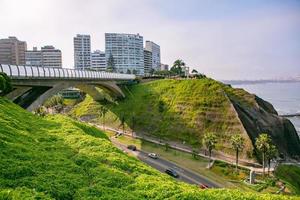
[6,86,32,101]
[7,80,125,112]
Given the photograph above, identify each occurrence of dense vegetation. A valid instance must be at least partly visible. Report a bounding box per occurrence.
[70,79,255,158]
[0,72,12,96]
[0,98,297,199]
[275,165,300,195]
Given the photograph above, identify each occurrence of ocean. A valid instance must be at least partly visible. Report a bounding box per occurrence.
[231,82,300,136]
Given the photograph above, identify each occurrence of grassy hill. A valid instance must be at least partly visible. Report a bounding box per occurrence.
[0,98,298,199]
[70,79,300,160]
[72,79,252,156]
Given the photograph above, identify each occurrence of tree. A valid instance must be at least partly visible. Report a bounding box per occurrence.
[165,143,170,151]
[202,132,217,165]
[255,133,272,176]
[170,59,185,76]
[131,114,135,137]
[132,69,138,75]
[120,114,126,134]
[0,72,12,96]
[191,69,198,74]
[266,144,277,175]
[99,106,108,130]
[106,54,116,72]
[149,68,155,76]
[230,134,245,172]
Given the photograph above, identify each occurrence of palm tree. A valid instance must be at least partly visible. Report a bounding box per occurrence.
[202,132,217,165]
[191,69,198,74]
[171,59,185,76]
[99,106,108,130]
[230,134,245,172]
[120,114,126,134]
[255,133,272,176]
[266,144,277,175]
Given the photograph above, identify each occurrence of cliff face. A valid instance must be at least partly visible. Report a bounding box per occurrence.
[230,95,300,159]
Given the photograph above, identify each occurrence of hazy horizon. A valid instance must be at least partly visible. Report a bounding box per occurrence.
[0,0,299,80]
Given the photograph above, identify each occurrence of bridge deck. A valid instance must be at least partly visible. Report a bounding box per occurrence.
[0,64,135,81]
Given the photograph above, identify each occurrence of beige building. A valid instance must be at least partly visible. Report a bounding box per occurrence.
[0,36,27,65]
[25,46,62,68]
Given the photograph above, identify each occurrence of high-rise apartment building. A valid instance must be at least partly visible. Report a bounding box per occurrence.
[41,46,62,67]
[0,36,27,65]
[91,50,106,71]
[25,46,62,68]
[145,41,161,71]
[74,34,91,70]
[105,33,144,75]
[144,49,152,75]
[25,47,42,67]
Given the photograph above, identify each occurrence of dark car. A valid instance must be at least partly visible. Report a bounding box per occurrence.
[165,168,179,178]
[199,183,209,189]
[127,145,137,151]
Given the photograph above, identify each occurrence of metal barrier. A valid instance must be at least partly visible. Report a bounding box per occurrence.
[0,64,136,80]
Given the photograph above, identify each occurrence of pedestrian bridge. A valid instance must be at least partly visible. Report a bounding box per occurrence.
[0,64,135,111]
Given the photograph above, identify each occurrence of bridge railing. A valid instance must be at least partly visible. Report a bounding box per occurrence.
[0,64,136,80]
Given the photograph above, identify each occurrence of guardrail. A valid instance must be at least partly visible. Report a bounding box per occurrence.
[0,64,135,81]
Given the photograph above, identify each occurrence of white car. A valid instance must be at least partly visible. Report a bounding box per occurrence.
[148,153,158,159]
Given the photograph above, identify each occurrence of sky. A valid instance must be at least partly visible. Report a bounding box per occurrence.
[0,0,299,80]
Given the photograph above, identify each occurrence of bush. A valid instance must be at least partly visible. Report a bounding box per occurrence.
[0,72,12,96]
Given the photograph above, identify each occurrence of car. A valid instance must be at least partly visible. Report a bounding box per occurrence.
[115,131,123,137]
[148,153,158,159]
[165,168,179,178]
[127,145,137,151]
[199,183,209,189]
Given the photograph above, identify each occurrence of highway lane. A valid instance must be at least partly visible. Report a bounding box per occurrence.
[111,137,220,188]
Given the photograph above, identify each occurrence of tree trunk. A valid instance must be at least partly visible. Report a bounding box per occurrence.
[103,115,105,130]
[262,152,265,176]
[268,159,271,175]
[209,149,212,164]
[236,149,239,172]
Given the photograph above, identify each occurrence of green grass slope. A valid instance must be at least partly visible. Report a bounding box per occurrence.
[275,165,300,195]
[0,98,297,199]
[71,79,254,158]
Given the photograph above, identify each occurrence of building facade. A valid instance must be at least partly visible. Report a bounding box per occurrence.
[41,46,62,67]
[144,49,152,75]
[25,46,62,68]
[25,47,42,67]
[105,33,144,75]
[91,50,106,71]
[0,36,27,65]
[160,63,169,71]
[145,41,160,71]
[74,34,91,70]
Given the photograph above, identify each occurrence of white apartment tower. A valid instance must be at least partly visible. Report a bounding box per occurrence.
[105,33,144,75]
[91,50,106,71]
[145,41,161,71]
[74,34,91,70]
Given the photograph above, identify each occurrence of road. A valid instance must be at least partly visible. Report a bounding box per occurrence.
[111,137,220,188]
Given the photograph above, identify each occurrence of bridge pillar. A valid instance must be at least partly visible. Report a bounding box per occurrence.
[5,86,32,101]
[27,83,72,112]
